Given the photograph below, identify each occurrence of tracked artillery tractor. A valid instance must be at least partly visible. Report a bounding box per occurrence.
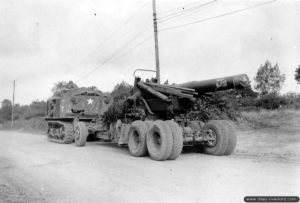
[45,87,112,146]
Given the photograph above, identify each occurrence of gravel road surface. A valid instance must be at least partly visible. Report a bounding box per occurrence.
[0,130,299,203]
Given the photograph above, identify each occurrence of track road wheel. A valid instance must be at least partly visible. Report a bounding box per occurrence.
[74,122,88,146]
[61,123,74,144]
[202,120,229,156]
[165,121,183,160]
[222,121,237,155]
[128,121,148,157]
[147,120,173,161]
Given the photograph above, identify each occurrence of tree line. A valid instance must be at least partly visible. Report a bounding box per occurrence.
[0,99,47,123]
[248,61,300,110]
[0,60,300,124]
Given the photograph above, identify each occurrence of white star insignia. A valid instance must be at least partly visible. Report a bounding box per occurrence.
[87,98,94,105]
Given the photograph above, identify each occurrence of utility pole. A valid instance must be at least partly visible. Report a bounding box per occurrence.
[152,0,160,83]
[11,80,15,128]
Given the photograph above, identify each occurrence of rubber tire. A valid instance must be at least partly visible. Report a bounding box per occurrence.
[203,120,229,156]
[166,121,183,160]
[221,121,237,155]
[74,122,88,147]
[128,121,148,157]
[147,120,173,161]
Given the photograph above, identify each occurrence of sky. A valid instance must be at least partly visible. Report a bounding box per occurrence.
[0,0,299,105]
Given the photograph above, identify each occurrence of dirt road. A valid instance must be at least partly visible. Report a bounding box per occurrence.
[0,130,299,203]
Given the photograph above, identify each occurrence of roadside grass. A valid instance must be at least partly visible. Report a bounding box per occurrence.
[235,109,300,163]
[0,117,47,133]
[237,108,300,131]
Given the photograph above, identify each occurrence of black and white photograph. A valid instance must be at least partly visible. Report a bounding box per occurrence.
[0,0,299,202]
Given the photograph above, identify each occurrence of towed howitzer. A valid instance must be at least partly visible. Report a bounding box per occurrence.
[99,72,250,161]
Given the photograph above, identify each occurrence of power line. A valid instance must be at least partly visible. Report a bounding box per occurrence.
[80,0,214,82]
[85,21,152,67]
[79,32,152,81]
[158,0,217,25]
[100,34,152,69]
[79,34,152,81]
[90,0,213,83]
[74,25,153,80]
[87,25,151,71]
[70,1,150,75]
[81,23,152,73]
[73,10,154,79]
[159,0,277,32]
[158,0,217,21]
[92,21,152,58]
[84,2,149,56]
[157,0,209,18]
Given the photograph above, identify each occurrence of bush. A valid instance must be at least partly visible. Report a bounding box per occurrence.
[237,92,300,111]
[189,94,241,122]
[282,92,300,109]
[255,93,290,110]
[256,94,280,109]
[23,100,46,119]
[240,97,257,107]
[111,81,132,101]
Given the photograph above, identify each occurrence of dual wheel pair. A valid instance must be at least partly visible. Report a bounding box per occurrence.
[128,120,183,161]
[201,120,237,156]
[128,119,237,161]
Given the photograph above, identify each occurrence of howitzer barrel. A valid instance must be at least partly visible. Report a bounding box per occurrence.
[179,74,249,94]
